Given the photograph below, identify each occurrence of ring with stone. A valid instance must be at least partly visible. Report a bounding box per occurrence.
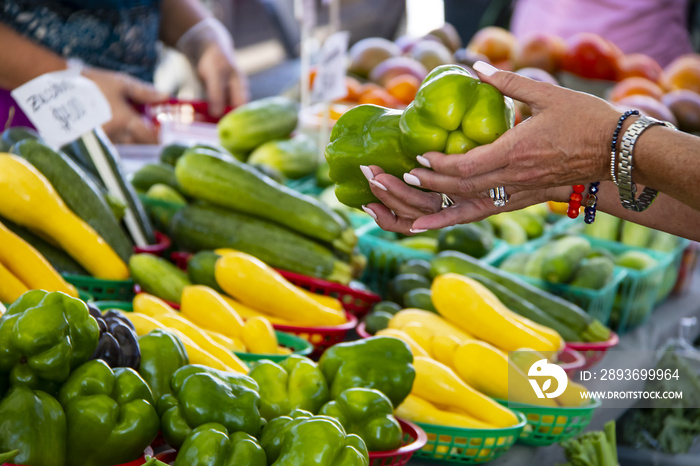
[489,186,509,207]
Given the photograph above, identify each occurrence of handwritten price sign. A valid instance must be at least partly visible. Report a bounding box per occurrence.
[11,69,111,147]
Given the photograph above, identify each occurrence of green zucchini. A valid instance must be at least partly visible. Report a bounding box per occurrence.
[0,126,40,151]
[540,236,591,284]
[130,163,179,193]
[499,251,532,275]
[247,133,318,179]
[159,142,191,166]
[430,250,610,341]
[175,151,355,254]
[0,216,87,275]
[467,273,580,341]
[187,251,224,292]
[11,139,134,262]
[569,256,615,290]
[128,254,192,304]
[170,203,352,284]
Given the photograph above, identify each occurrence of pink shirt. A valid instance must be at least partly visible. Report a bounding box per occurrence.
[511,0,693,67]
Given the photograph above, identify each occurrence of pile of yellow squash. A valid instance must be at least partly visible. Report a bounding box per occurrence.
[384,273,591,430]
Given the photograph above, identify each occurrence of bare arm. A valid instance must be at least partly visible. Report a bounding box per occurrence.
[158,0,211,47]
[0,23,67,89]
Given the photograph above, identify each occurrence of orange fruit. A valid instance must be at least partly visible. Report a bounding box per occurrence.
[609,77,664,102]
[358,88,402,107]
[385,74,421,105]
[345,77,363,102]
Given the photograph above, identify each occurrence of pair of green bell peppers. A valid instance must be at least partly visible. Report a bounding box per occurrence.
[325,64,515,209]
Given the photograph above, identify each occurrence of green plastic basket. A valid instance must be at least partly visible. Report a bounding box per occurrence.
[235,331,314,363]
[357,223,509,296]
[493,238,626,326]
[63,274,135,302]
[413,413,527,463]
[495,398,600,446]
[654,238,691,305]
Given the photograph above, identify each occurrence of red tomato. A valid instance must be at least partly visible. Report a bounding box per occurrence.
[561,33,619,81]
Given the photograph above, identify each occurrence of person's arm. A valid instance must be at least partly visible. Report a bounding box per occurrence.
[159,0,249,113]
[0,23,68,89]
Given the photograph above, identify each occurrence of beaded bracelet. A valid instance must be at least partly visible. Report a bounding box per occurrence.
[567,185,585,219]
[583,182,599,224]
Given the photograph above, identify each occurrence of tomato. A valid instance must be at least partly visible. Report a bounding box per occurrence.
[561,33,620,81]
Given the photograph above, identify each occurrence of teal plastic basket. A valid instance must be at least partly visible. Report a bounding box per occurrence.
[285,175,325,196]
[357,223,510,296]
[493,238,626,326]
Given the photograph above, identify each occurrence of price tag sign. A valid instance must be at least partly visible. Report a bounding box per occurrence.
[11,69,112,147]
[312,31,350,103]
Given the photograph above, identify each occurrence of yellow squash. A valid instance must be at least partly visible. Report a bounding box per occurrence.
[396,395,496,429]
[375,328,431,357]
[0,220,78,296]
[205,329,247,352]
[126,312,166,336]
[430,334,463,369]
[505,311,563,351]
[0,262,29,303]
[400,323,434,355]
[214,251,346,326]
[389,309,472,342]
[412,356,520,428]
[180,285,245,338]
[241,316,279,354]
[0,154,128,280]
[133,293,178,317]
[219,294,292,325]
[432,274,557,353]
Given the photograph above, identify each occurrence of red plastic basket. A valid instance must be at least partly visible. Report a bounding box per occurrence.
[3,447,155,466]
[558,347,586,378]
[356,321,372,339]
[141,99,234,125]
[149,421,426,466]
[133,231,172,256]
[565,331,619,370]
[169,252,381,318]
[273,312,357,358]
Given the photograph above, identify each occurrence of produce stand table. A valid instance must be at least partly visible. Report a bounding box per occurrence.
[409,261,700,465]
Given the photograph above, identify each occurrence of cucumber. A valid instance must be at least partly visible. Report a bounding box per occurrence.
[131,163,179,193]
[569,256,615,290]
[498,217,528,245]
[247,133,318,179]
[438,224,494,258]
[159,143,191,166]
[11,139,134,262]
[128,254,192,304]
[0,216,87,275]
[403,288,437,313]
[0,126,40,151]
[170,203,352,284]
[430,250,610,341]
[648,231,680,253]
[388,273,431,305]
[175,151,354,253]
[499,251,531,274]
[541,236,592,283]
[583,211,620,241]
[217,96,298,153]
[186,251,224,293]
[509,210,545,238]
[523,243,552,278]
[467,273,580,341]
[620,221,654,248]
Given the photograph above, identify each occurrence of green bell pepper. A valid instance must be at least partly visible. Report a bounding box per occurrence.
[138,329,189,403]
[260,409,368,466]
[319,388,402,452]
[158,364,263,449]
[0,290,99,393]
[399,64,515,156]
[0,385,66,466]
[325,104,421,209]
[319,336,415,407]
[174,423,267,466]
[58,359,159,466]
[248,355,329,421]
[0,451,19,464]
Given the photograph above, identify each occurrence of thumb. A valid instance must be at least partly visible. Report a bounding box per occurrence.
[123,76,169,104]
[472,61,554,107]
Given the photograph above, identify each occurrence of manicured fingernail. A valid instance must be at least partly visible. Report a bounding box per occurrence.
[416,155,431,168]
[369,179,388,191]
[361,205,377,219]
[360,165,374,181]
[410,228,428,234]
[404,173,421,186]
[474,61,498,76]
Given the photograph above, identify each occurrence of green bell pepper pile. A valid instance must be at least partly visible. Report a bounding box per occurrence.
[248,355,329,421]
[260,409,369,466]
[0,385,66,466]
[319,336,415,407]
[174,423,267,466]
[325,64,513,209]
[319,388,402,452]
[0,290,99,393]
[158,364,263,449]
[58,359,160,466]
[138,329,189,402]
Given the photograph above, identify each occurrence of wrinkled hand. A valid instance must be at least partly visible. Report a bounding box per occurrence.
[197,43,249,116]
[83,67,166,144]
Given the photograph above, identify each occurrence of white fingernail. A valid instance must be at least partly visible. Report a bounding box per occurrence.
[370,179,388,191]
[404,173,421,186]
[410,228,428,234]
[361,205,378,219]
[416,155,431,168]
[474,61,498,76]
[360,165,374,181]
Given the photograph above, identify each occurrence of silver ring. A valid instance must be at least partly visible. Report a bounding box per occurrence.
[440,193,456,209]
[489,186,509,207]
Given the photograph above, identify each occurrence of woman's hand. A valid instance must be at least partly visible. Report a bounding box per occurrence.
[82,67,166,144]
[196,42,249,116]
[403,61,622,201]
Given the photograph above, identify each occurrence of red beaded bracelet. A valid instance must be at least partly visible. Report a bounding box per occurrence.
[568,185,585,219]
